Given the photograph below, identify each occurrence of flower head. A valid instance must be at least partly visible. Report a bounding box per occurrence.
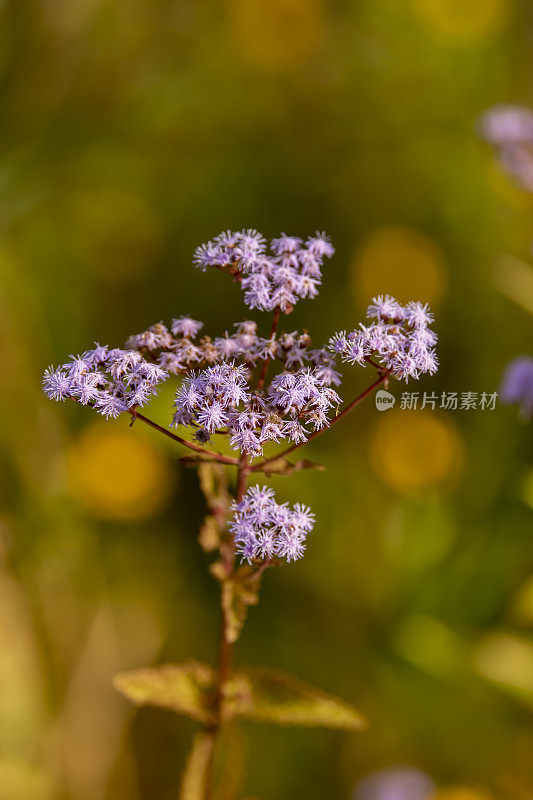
[330,295,438,382]
[194,229,334,313]
[229,486,315,564]
[42,346,168,418]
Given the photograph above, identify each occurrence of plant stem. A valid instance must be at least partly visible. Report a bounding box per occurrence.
[203,453,250,799]
[257,308,281,391]
[251,370,390,472]
[127,409,239,465]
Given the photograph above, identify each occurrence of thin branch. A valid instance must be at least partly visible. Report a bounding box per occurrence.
[251,370,391,472]
[242,556,272,584]
[127,409,239,465]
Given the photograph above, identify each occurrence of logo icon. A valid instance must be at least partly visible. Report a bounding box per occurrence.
[375,389,395,411]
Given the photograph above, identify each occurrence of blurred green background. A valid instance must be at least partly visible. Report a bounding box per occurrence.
[1,0,533,798]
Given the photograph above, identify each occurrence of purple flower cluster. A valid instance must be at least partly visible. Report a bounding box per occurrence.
[479,105,533,192]
[43,233,438,467]
[42,346,168,419]
[128,316,342,384]
[193,229,334,312]
[171,362,340,455]
[329,295,438,381]
[229,485,315,563]
[500,356,533,419]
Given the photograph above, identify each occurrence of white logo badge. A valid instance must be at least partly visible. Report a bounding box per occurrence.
[375,389,395,411]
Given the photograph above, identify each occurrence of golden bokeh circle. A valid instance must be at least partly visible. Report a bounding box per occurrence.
[351,227,447,309]
[369,410,463,494]
[68,422,173,521]
[412,0,511,43]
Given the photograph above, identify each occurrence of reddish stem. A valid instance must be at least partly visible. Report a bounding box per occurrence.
[251,370,390,472]
[257,308,281,391]
[127,409,239,465]
[204,452,250,799]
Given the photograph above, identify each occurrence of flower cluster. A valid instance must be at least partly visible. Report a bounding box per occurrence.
[128,316,342,383]
[329,295,438,381]
[229,485,315,563]
[43,236,437,454]
[500,356,533,419]
[478,105,533,192]
[171,362,340,455]
[193,229,334,312]
[42,230,439,573]
[42,346,168,418]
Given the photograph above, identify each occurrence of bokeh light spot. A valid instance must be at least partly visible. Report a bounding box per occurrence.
[473,632,533,699]
[68,422,173,521]
[412,0,511,43]
[369,410,463,494]
[351,227,446,309]
[511,574,533,626]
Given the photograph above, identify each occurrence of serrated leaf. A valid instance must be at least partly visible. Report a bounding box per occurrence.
[113,661,216,724]
[260,457,325,477]
[179,732,214,800]
[224,668,367,730]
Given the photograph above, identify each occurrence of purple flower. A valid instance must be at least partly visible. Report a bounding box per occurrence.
[171,316,204,338]
[93,393,128,419]
[500,356,533,419]
[195,229,334,312]
[197,401,228,432]
[229,486,315,564]
[367,295,404,322]
[331,296,438,382]
[43,347,168,417]
[305,232,335,258]
[271,234,302,254]
[404,301,434,328]
[42,367,71,401]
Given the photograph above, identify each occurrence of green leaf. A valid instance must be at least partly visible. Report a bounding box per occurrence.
[113,661,216,724]
[224,668,367,730]
[179,732,214,800]
[260,457,325,477]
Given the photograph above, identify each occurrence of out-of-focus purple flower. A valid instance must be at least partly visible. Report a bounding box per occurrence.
[330,295,438,382]
[478,105,533,192]
[500,356,533,419]
[479,105,533,146]
[229,485,315,563]
[352,766,435,800]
